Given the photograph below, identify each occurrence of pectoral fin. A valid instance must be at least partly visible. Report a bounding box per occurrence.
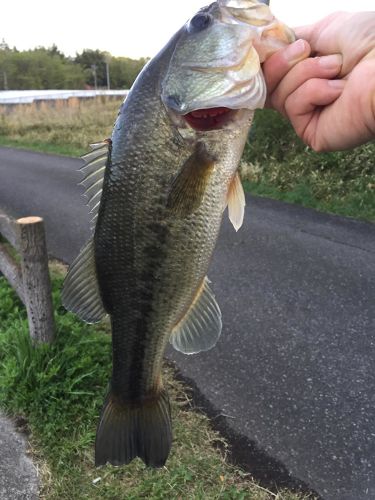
[170,277,222,355]
[227,171,246,231]
[167,142,215,216]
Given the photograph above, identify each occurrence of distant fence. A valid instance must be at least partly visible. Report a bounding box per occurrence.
[0,90,128,114]
[0,212,55,343]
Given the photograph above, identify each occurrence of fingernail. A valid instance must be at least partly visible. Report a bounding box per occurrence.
[318,54,343,69]
[284,39,308,62]
[328,79,345,88]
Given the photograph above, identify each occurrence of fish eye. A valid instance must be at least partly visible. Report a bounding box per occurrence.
[188,13,213,32]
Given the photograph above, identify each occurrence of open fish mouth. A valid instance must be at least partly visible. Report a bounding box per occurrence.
[183,107,237,131]
[162,0,295,130]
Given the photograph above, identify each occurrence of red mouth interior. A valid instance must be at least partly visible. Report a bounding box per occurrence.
[184,107,232,131]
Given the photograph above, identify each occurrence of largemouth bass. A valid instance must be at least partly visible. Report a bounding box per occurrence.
[62,0,294,468]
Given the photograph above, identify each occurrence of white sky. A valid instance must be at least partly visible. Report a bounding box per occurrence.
[0,0,373,59]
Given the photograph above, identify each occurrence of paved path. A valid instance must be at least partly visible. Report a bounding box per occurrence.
[1,147,374,500]
[0,415,38,499]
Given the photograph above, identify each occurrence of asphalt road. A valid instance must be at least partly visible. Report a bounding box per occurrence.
[1,147,374,500]
[0,415,38,500]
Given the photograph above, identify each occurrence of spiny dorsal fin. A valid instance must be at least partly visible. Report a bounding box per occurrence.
[227,171,246,231]
[167,142,215,217]
[62,239,106,323]
[170,277,222,355]
[80,139,111,232]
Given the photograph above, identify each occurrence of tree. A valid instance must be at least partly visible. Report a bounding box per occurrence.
[0,39,10,52]
[0,44,147,90]
[109,57,148,89]
[47,44,66,60]
[0,48,86,90]
[75,49,107,88]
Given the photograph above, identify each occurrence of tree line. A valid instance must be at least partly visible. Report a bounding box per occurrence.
[0,40,148,90]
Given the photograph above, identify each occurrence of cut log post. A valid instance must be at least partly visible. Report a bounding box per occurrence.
[0,244,24,303]
[0,213,18,248]
[17,217,55,343]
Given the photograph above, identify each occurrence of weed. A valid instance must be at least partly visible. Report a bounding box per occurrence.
[242,110,375,221]
[0,268,310,499]
[0,98,121,156]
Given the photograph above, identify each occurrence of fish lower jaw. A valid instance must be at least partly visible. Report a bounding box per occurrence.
[183,107,239,131]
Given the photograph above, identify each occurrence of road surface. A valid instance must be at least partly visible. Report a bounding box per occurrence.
[1,147,374,500]
[0,415,38,500]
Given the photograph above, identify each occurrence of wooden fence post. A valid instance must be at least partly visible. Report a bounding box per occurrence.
[0,243,24,302]
[17,217,55,343]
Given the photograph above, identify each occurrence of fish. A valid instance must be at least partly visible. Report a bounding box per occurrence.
[62,0,294,468]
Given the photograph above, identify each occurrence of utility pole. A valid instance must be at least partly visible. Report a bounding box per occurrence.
[104,53,111,90]
[91,64,97,90]
[105,61,110,90]
[3,70,8,90]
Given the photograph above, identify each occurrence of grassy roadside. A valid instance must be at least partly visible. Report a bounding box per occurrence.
[241,109,375,222]
[0,136,83,157]
[1,101,373,221]
[0,264,310,500]
[0,98,120,157]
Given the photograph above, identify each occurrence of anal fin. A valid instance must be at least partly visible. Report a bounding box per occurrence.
[170,277,222,355]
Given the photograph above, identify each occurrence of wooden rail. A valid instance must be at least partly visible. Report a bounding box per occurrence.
[0,212,55,343]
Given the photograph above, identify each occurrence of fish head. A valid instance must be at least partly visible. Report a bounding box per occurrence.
[161,0,294,132]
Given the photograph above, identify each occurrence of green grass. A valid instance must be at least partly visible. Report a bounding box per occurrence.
[242,110,375,222]
[0,266,310,499]
[0,136,83,157]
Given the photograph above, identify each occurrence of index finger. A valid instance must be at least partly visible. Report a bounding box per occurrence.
[294,25,315,42]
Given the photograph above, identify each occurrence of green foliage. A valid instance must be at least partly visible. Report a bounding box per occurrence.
[74,49,109,88]
[0,270,306,499]
[0,273,111,450]
[109,56,149,90]
[242,109,375,221]
[0,47,86,90]
[0,43,147,90]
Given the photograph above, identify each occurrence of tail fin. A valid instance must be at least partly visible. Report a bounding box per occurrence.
[95,389,172,468]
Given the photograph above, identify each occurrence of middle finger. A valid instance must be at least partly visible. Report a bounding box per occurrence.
[270,54,343,116]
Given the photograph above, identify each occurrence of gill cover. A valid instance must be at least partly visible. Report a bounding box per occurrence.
[161,0,294,115]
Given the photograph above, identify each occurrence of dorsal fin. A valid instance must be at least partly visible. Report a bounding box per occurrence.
[80,140,111,232]
[62,239,106,323]
[170,277,222,355]
[227,171,246,231]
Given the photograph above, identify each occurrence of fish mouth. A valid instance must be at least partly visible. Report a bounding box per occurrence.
[183,107,237,131]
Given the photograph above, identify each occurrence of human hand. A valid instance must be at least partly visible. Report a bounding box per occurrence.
[262,12,375,152]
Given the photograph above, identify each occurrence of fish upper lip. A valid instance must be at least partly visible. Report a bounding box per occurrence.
[187,107,231,117]
[163,94,189,114]
[182,107,238,132]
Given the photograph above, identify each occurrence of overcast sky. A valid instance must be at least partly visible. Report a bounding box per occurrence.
[0,0,373,59]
